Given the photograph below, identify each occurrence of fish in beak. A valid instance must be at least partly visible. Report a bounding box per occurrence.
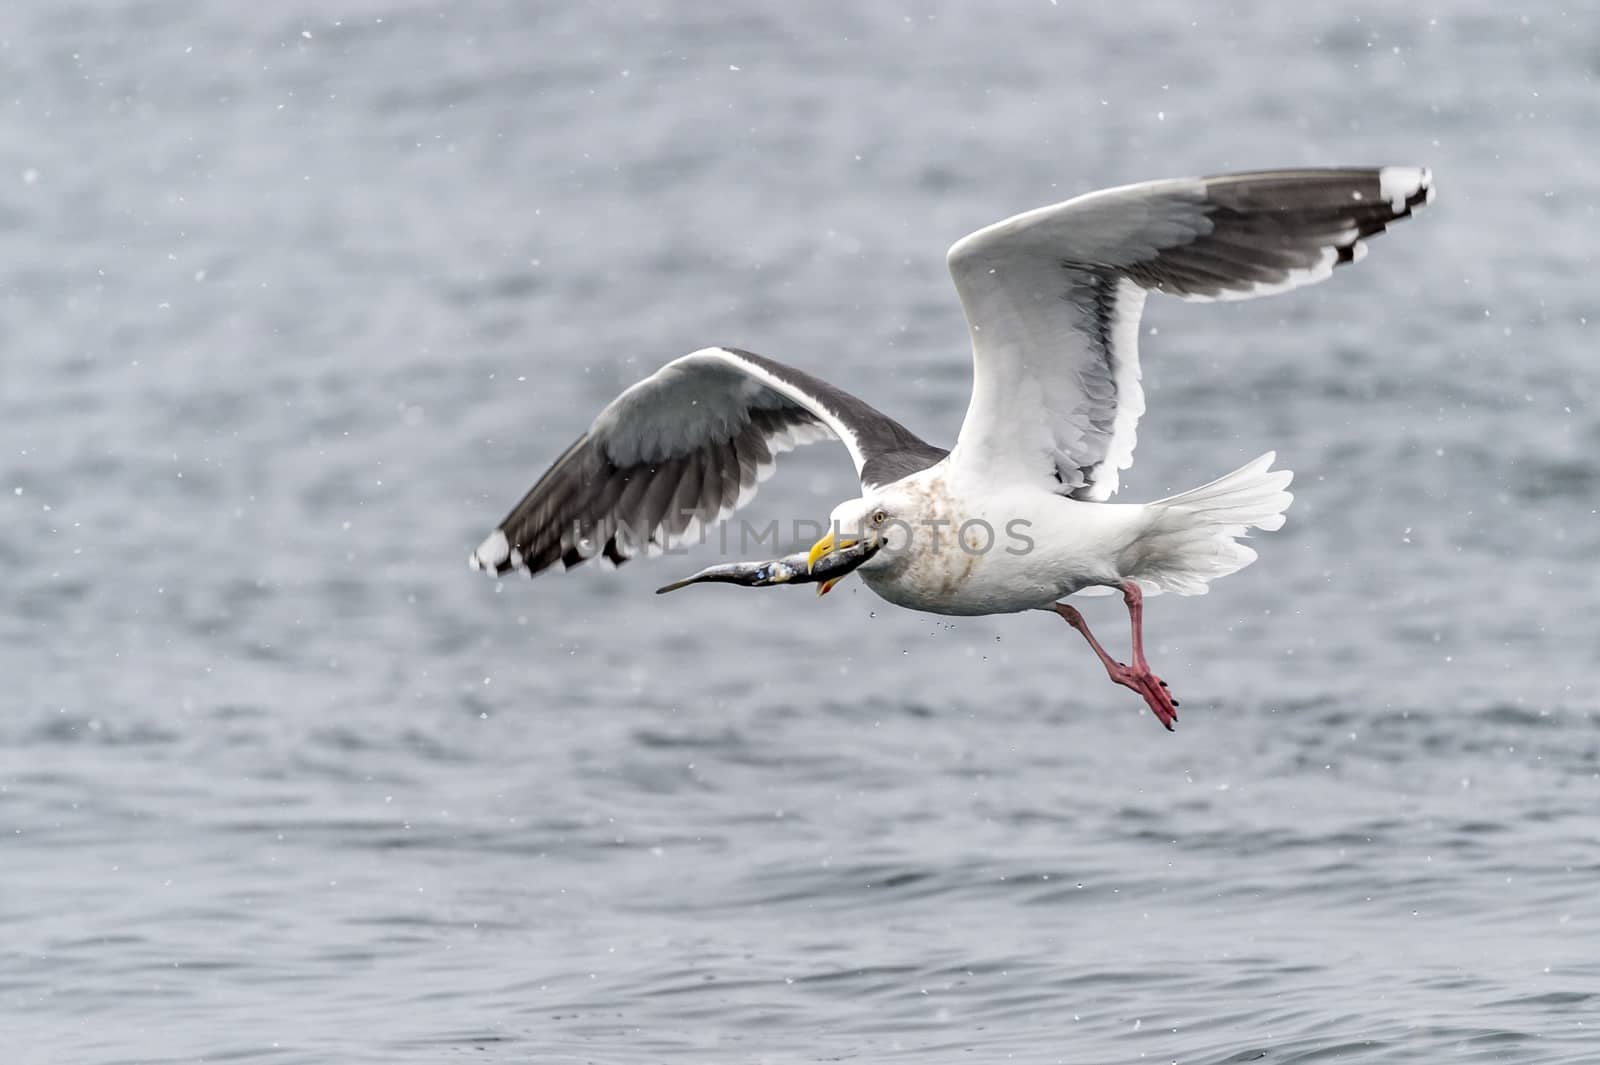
[653,538,879,596]
[807,530,877,597]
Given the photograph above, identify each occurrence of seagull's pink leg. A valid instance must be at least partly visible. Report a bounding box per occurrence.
[1051,585,1180,730]
[1120,581,1153,673]
[1117,581,1180,727]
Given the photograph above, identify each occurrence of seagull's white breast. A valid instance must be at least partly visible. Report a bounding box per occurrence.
[859,472,1143,615]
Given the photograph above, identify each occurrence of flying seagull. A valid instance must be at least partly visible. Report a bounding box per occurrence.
[471,167,1434,729]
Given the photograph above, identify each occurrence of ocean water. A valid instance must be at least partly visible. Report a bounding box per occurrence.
[3,2,1598,1062]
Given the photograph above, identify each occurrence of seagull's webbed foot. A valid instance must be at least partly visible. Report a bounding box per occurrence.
[1051,600,1180,731]
[1118,661,1179,731]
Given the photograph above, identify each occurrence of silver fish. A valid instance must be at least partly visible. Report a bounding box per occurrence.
[655,539,879,595]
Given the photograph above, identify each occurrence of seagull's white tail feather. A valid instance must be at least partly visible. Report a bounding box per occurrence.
[1121,452,1295,596]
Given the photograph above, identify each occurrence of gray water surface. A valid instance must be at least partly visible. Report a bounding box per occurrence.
[4,3,1599,1063]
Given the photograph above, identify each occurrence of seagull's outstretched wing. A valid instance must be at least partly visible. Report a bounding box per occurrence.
[945,167,1434,499]
[470,346,945,578]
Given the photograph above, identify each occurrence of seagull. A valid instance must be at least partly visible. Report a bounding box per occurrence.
[471,167,1433,729]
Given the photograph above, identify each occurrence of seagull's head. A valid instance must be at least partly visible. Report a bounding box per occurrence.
[805,493,913,596]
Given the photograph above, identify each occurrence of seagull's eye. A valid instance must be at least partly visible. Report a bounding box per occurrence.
[872,509,888,525]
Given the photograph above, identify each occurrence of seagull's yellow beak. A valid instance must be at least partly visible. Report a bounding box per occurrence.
[806,531,856,572]
[807,531,857,597]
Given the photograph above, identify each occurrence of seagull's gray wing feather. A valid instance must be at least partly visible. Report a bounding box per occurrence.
[470,346,945,578]
[946,167,1434,499]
